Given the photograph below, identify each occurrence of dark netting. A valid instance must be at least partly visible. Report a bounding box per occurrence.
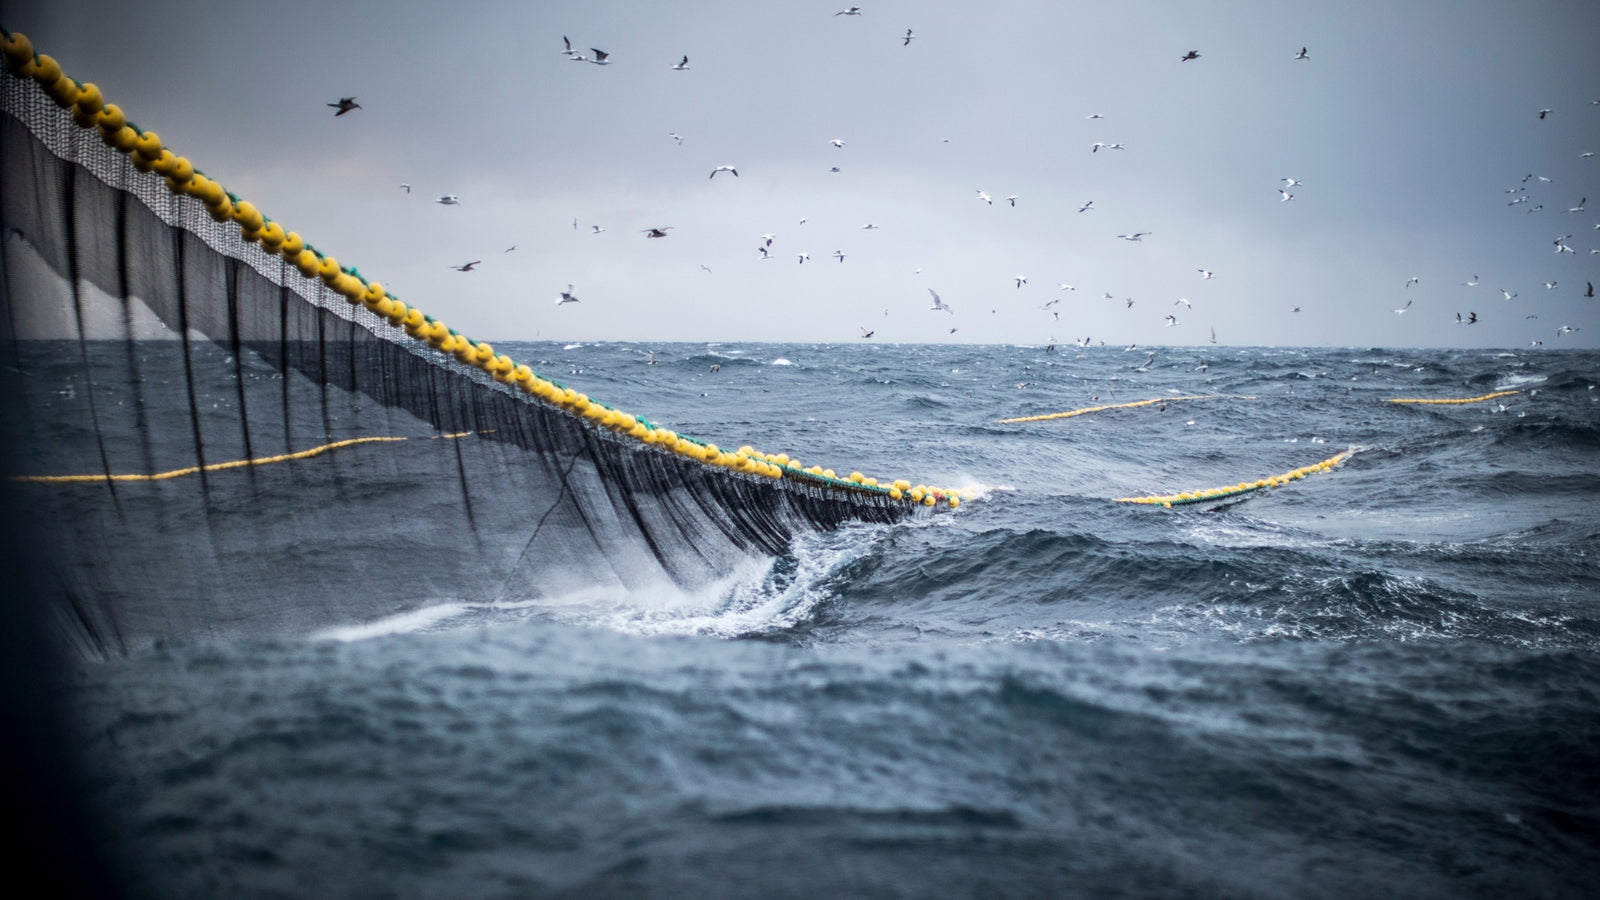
[0,66,912,660]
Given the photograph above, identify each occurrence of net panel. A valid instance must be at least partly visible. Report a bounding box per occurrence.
[0,49,931,660]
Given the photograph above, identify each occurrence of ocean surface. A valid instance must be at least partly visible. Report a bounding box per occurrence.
[48,342,1600,898]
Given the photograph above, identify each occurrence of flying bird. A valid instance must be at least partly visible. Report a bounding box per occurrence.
[835,7,863,16]
[1557,324,1577,336]
[643,227,674,238]
[670,55,689,70]
[435,195,460,205]
[860,327,875,338]
[1086,113,1104,119]
[902,29,915,46]
[1294,46,1309,60]
[833,250,847,262]
[669,132,684,145]
[1587,281,1595,298]
[1116,232,1151,241]
[1007,195,1019,207]
[588,49,612,65]
[861,223,879,230]
[928,288,954,314]
[977,191,992,205]
[328,97,360,116]
[1395,299,1412,314]
[1174,298,1192,309]
[797,252,810,264]
[710,165,738,178]
[1078,200,1095,212]
[1015,276,1028,288]
[399,183,411,193]
[590,225,606,234]
[1463,275,1479,286]
[1164,314,1180,326]
[1282,177,1303,187]
[829,138,846,148]
[1406,276,1419,288]
[1198,268,1214,279]
[1500,289,1518,300]
[1181,50,1201,61]
[556,284,580,305]
[1278,189,1296,202]
[450,261,482,272]
[1538,108,1552,119]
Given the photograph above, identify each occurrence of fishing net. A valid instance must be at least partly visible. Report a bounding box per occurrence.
[0,52,923,660]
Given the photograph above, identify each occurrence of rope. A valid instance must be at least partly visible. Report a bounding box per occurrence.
[1387,390,1519,405]
[1115,448,1355,507]
[998,395,1241,424]
[10,433,473,484]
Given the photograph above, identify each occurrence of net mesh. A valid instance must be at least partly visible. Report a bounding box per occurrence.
[0,62,915,660]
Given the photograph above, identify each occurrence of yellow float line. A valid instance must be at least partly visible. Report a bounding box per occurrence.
[10,432,472,484]
[1115,449,1355,508]
[0,28,962,509]
[999,395,1228,424]
[1387,390,1519,405]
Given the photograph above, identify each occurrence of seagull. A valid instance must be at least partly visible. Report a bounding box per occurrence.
[1007,195,1019,207]
[860,326,875,338]
[1164,314,1180,326]
[670,55,689,70]
[797,252,810,264]
[1545,280,1558,290]
[1209,327,1218,344]
[1116,232,1151,241]
[861,223,879,230]
[1406,276,1419,288]
[1467,312,1479,324]
[1278,189,1295,202]
[902,29,914,46]
[399,183,411,193]
[1078,200,1094,212]
[1198,268,1214,279]
[761,233,775,246]
[557,284,580,305]
[977,190,993,205]
[643,226,674,238]
[1125,298,1135,308]
[1500,289,1517,300]
[1395,299,1412,314]
[1174,298,1192,309]
[1294,46,1309,60]
[1086,113,1104,119]
[1091,142,1106,153]
[1291,306,1302,313]
[435,195,460,205]
[1557,324,1577,336]
[835,7,863,15]
[830,138,846,148]
[1587,281,1595,298]
[588,49,612,65]
[450,260,482,272]
[833,250,846,262]
[928,288,954,314]
[710,165,738,178]
[1181,50,1201,61]
[504,245,517,253]
[1015,276,1028,288]
[1105,143,1126,150]
[669,132,684,145]
[1059,284,1077,292]
[561,36,575,57]
[591,225,606,234]
[757,246,772,259]
[1282,177,1303,187]
[1567,197,1587,213]
[1463,275,1479,286]
[700,265,713,274]
[1583,152,1595,159]
[1538,108,1552,119]
[328,97,360,116]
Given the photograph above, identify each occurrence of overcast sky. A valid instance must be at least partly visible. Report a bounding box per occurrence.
[9,1,1599,347]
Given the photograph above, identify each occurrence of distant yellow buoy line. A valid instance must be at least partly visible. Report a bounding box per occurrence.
[0,28,963,508]
[1115,449,1356,508]
[997,395,1248,424]
[1386,390,1520,405]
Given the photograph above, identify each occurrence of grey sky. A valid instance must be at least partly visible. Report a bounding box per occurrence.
[9,1,1599,347]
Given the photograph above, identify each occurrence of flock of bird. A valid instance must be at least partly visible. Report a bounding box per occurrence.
[321,10,1593,351]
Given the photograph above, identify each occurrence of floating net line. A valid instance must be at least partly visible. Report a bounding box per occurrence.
[1114,449,1355,507]
[995,394,1249,424]
[1387,390,1520,405]
[0,31,959,659]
